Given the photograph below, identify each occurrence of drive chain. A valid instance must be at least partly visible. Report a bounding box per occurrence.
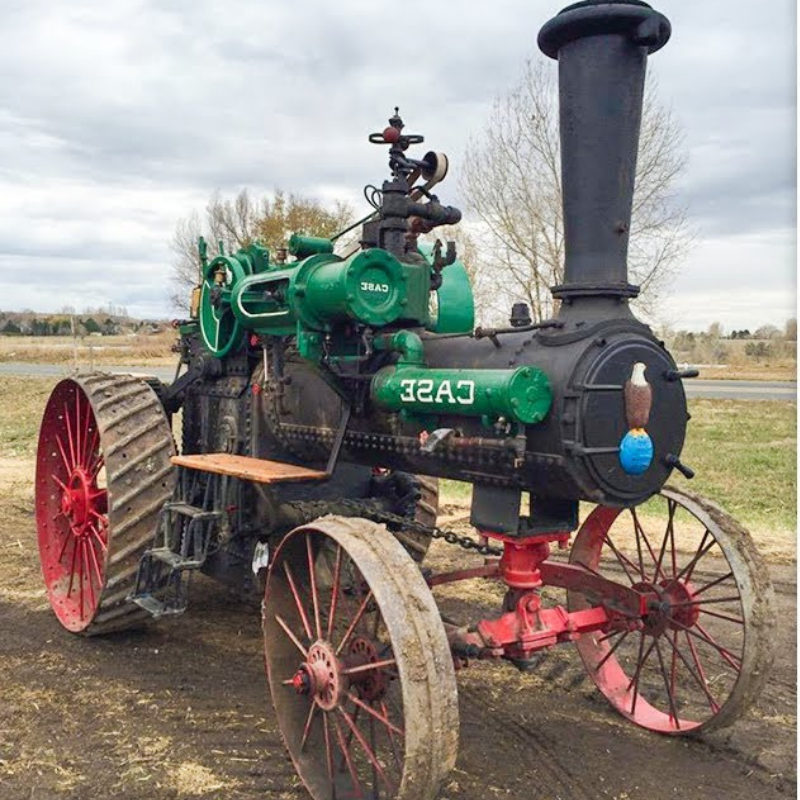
[286,498,503,557]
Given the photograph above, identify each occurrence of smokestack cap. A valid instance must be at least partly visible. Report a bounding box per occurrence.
[539,0,671,60]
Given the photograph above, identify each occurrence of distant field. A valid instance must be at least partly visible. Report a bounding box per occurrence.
[697,364,796,382]
[0,332,176,366]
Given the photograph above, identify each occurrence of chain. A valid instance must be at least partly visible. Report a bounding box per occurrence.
[287,498,503,557]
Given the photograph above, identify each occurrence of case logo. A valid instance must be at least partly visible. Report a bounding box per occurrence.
[360,282,389,293]
[398,378,475,406]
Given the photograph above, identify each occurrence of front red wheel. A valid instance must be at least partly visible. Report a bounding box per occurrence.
[569,486,774,734]
[35,375,176,634]
[264,516,459,800]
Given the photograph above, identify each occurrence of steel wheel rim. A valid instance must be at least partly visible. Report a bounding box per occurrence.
[569,486,774,735]
[264,517,459,800]
[36,380,108,631]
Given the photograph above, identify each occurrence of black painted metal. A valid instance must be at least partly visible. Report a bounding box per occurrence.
[173,0,687,530]
[539,0,671,301]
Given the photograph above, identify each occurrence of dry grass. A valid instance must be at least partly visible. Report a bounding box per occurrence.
[698,363,796,382]
[0,331,177,366]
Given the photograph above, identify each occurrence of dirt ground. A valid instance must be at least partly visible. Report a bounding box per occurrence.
[0,479,796,800]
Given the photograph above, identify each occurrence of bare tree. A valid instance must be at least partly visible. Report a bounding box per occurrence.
[170,189,352,312]
[461,60,693,323]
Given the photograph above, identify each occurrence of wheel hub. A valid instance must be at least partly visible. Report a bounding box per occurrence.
[632,579,699,636]
[293,641,344,711]
[289,636,390,712]
[349,636,387,702]
[661,578,700,629]
[61,468,94,535]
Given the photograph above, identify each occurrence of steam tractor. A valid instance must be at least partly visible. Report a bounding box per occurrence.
[35,2,775,798]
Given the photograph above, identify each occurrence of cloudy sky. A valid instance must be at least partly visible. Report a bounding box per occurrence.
[0,0,795,331]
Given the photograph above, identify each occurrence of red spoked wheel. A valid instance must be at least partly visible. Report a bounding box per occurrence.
[569,486,775,734]
[36,375,176,634]
[264,516,459,800]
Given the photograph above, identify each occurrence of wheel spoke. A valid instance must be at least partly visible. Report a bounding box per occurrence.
[628,634,658,715]
[85,535,104,588]
[630,508,646,580]
[699,608,745,625]
[673,595,742,607]
[341,658,396,677]
[672,620,741,672]
[75,392,83,467]
[78,539,86,620]
[81,400,93,469]
[336,589,374,656]
[332,713,364,798]
[597,629,625,643]
[55,434,73,474]
[322,712,335,789]
[300,701,318,752]
[282,561,313,642]
[381,700,403,770]
[664,630,720,713]
[63,403,77,470]
[654,498,676,580]
[338,707,394,793]
[654,639,680,730]
[89,453,104,480]
[327,544,344,641]
[347,692,404,737]
[66,537,79,597]
[83,540,96,613]
[89,526,108,553]
[632,508,667,582]
[274,613,309,658]
[672,531,714,585]
[693,571,735,597]
[594,629,630,672]
[57,530,73,562]
[306,534,322,640]
[605,535,642,583]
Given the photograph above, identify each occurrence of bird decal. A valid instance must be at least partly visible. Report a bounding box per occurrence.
[619,362,654,475]
[624,362,653,429]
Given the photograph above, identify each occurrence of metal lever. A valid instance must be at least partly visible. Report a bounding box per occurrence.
[420,428,455,454]
[664,368,700,382]
[663,453,695,479]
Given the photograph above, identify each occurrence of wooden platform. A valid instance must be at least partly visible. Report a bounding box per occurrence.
[170,453,328,484]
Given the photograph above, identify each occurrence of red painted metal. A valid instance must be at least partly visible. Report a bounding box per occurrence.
[442,532,625,661]
[569,497,750,734]
[36,380,108,632]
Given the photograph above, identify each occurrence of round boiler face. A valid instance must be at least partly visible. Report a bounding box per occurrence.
[575,337,687,505]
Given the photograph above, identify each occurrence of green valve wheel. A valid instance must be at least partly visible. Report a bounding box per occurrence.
[199,255,249,358]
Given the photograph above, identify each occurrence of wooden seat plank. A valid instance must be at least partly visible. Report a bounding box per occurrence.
[171,453,328,484]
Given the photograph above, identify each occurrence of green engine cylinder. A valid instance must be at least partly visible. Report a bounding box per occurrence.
[372,365,551,425]
[231,248,430,333]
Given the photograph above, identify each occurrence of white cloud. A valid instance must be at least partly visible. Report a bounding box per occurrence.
[0,0,794,328]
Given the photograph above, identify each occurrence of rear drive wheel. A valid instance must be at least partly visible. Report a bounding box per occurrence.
[35,374,176,635]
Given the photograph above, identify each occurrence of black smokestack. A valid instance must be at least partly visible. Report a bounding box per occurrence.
[538,0,671,302]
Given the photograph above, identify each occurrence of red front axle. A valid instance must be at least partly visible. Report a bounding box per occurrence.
[443,532,647,663]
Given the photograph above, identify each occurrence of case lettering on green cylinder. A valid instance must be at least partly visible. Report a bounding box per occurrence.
[371,364,551,425]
